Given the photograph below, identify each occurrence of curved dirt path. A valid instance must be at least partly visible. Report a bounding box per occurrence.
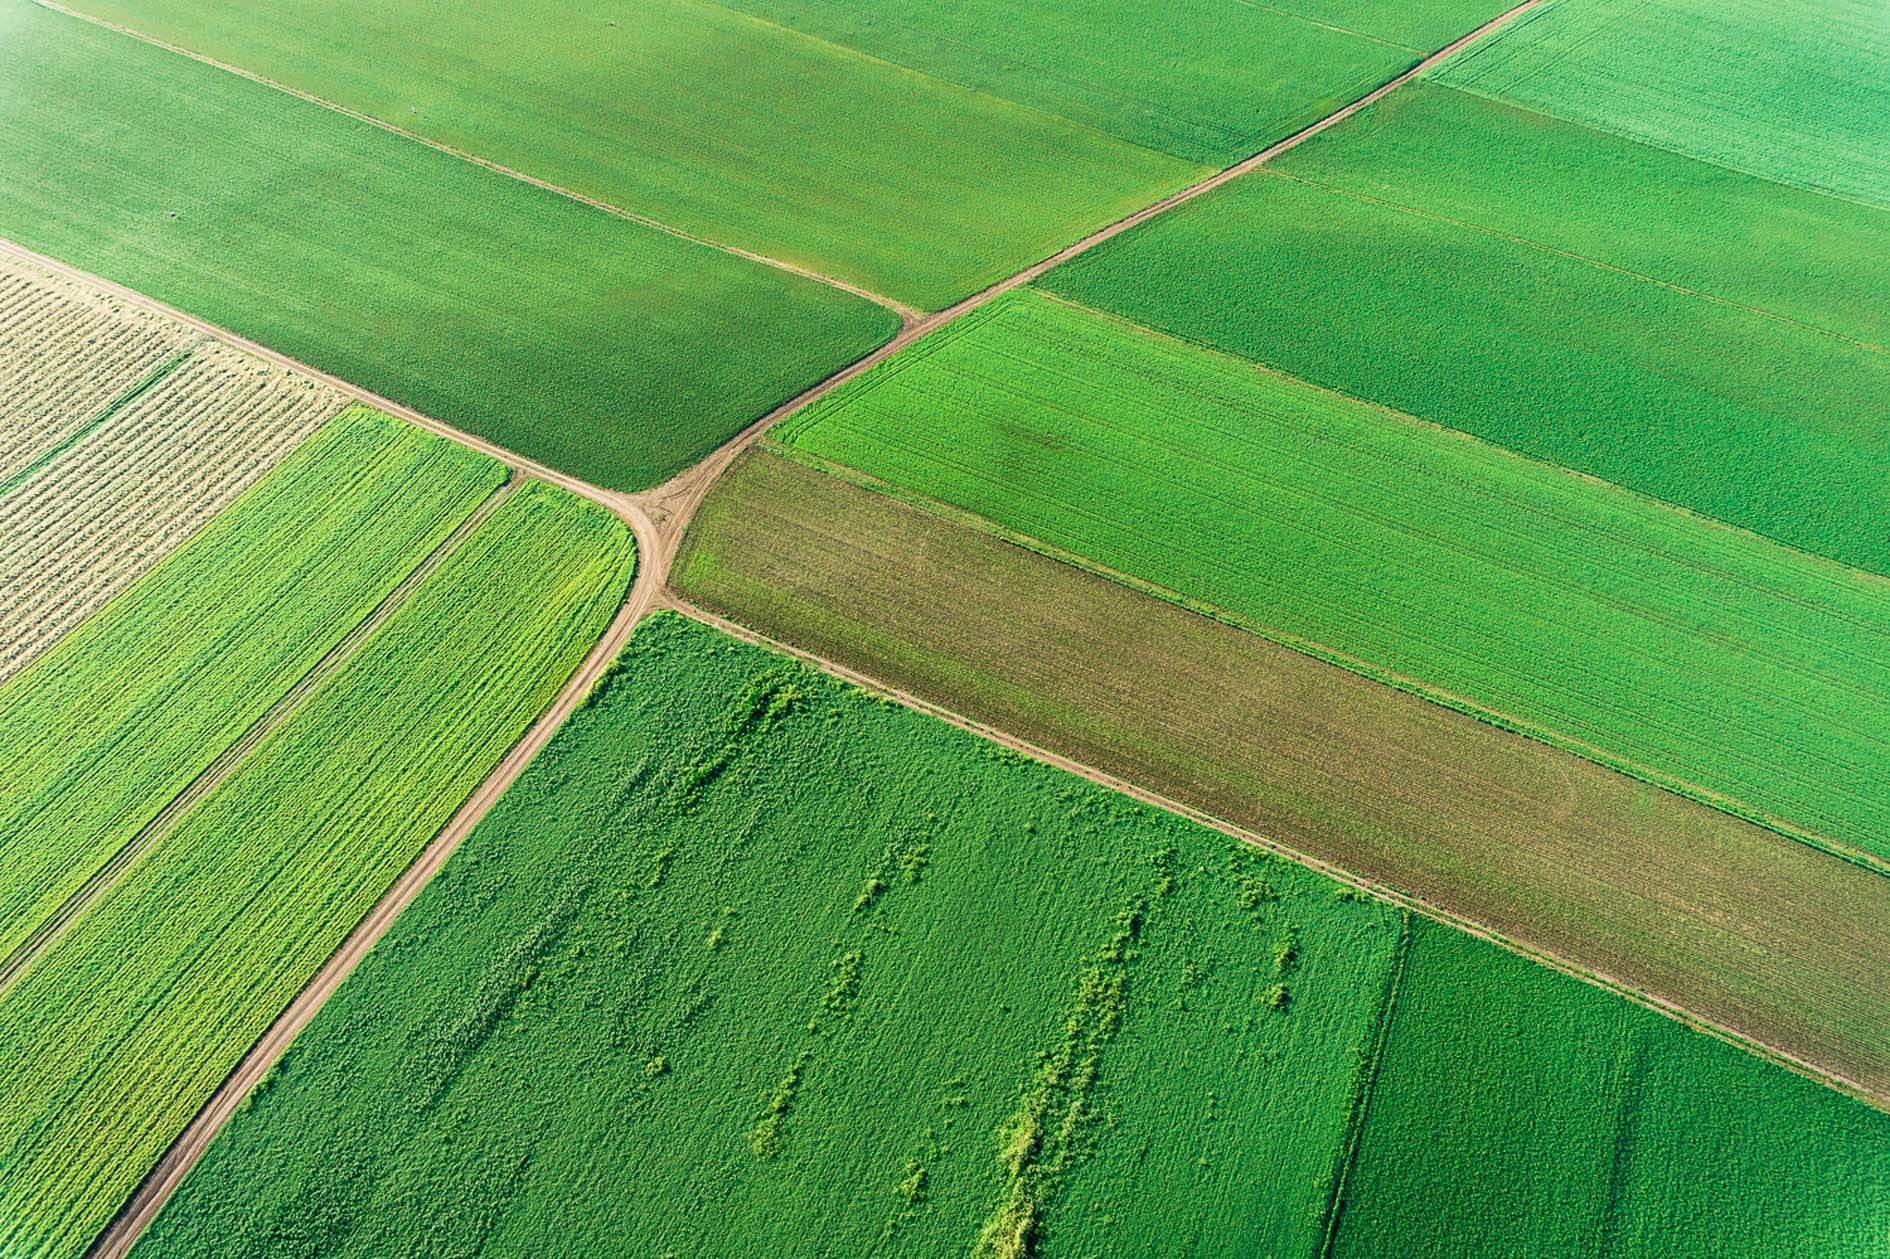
[73,4,1554,1252]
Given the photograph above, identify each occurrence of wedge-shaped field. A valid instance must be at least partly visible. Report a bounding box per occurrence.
[675,450,1890,1097]
[1043,161,1890,576]
[53,0,1199,310]
[134,618,1890,1259]
[0,253,196,484]
[1435,0,1890,207]
[0,0,896,491]
[0,340,347,681]
[775,293,1890,867]
[0,480,633,1259]
[1330,922,1890,1258]
[1274,82,1890,351]
[717,0,1437,165]
[0,405,500,964]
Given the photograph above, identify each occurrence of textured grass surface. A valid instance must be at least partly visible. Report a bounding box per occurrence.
[1435,0,1890,207]
[0,406,497,962]
[776,293,1890,864]
[58,0,1200,309]
[0,480,633,1259]
[0,340,344,681]
[136,614,1404,1259]
[1043,164,1890,577]
[718,0,1421,165]
[1276,82,1890,350]
[0,0,896,490]
[136,618,1890,1259]
[1330,921,1890,1258]
[675,450,1890,1097]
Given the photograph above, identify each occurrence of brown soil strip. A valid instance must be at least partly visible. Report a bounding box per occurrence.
[27,0,918,325]
[0,475,521,1001]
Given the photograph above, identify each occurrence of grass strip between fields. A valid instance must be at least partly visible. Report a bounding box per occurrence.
[0,406,502,966]
[0,479,634,1259]
[673,449,1890,1099]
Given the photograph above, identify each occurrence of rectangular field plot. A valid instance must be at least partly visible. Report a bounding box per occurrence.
[0,480,633,1259]
[716,0,1429,166]
[0,405,501,965]
[0,0,896,491]
[132,617,1890,1259]
[1329,921,1890,1259]
[675,450,1890,1098]
[52,0,1200,310]
[1042,157,1890,577]
[1434,0,1890,207]
[774,292,1890,868]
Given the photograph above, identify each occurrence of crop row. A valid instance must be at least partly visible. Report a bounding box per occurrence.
[0,479,634,1259]
[0,254,198,482]
[775,291,1890,866]
[0,405,502,965]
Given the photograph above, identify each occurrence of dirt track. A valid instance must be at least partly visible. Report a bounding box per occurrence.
[54,4,1568,1252]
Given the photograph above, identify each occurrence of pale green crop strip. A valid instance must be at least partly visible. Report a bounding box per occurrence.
[0,405,502,966]
[0,480,633,1259]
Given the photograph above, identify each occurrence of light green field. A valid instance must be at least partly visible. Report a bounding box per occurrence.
[717,0,1427,165]
[1276,82,1890,349]
[0,481,633,1259]
[0,407,499,963]
[58,0,1203,309]
[0,0,895,491]
[1331,920,1890,1258]
[1043,151,1890,576]
[1264,0,1516,47]
[133,618,1890,1259]
[775,291,1890,865]
[1435,0,1890,206]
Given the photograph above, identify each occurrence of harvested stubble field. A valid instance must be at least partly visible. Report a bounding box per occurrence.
[716,0,1444,165]
[0,339,347,682]
[774,292,1890,868]
[674,449,1890,1097]
[53,0,1200,310]
[0,479,634,1259]
[132,618,1890,1259]
[0,0,897,491]
[0,406,501,964]
[1434,0,1890,207]
[1042,154,1890,577]
[0,253,196,484]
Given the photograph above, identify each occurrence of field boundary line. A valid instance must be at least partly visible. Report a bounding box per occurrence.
[635,0,1551,564]
[0,475,522,1002]
[1229,0,1425,53]
[1262,167,1890,357]
[757,438,1890,882]
[666,598,1888,1114]
[25,0,918,325]
[1314,912,1412,1259]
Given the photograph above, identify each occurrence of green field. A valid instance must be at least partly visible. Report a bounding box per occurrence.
[717,0,1430,165]
[1275,82,1890,350]
[57,0,1202,309]
[0,0,896,491]
[1042,162,1890,576]
[675,449,1890,1096]
[774,292,1890,865]
[1264,0,1516,47]
[1330,921,1890,1258]
[1435,0,1890,207]
[134,617,1890,1258]
[0,480,633,1259]
[0,406,499,962]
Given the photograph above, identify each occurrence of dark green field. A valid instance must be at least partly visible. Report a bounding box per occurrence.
[132,617,1890,1259]
[0,0,896,490]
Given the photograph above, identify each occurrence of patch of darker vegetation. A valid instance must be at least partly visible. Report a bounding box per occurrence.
[973,900,1145,1258]
[672,666,809,810]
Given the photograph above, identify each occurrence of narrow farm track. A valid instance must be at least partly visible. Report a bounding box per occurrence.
[0,474,522,1003]
[27,0,920,326]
